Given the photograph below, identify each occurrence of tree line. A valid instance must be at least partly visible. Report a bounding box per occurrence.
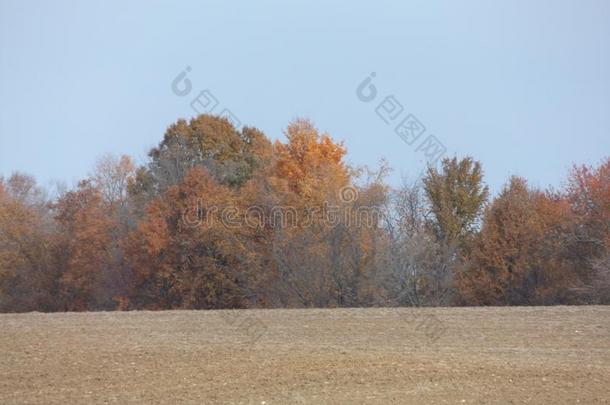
[1,115,608,312]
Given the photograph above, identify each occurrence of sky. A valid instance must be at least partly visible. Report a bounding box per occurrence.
[1,0,609,194]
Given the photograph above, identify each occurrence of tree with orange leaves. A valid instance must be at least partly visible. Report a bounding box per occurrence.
[457,176,584,305]
[51,155,136,310]
[261,119,386,306]
[0,174,58,311]
[567,158,610,302]
[52,180,116,310]
[129,115,272,214]
[125,166,260,309]
[273,119,349,202]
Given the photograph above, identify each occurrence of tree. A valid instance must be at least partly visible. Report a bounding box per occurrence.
[126,166,259,309]
[130,115,272,212]
[382,179,452,306]
[52,180,115,310]
[457,177,581,305]
[423,156,489,250]
[261,119,371,307]
[273,119,349,203]
[91,154,136,208]
[456,177,539,304]
[567,158,610,302]
[421,156,489,304]
[49,155,136,311]
[0,174,58,311]
[90,154,137,308]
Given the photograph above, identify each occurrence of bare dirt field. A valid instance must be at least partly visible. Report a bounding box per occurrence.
[1,307,609,404]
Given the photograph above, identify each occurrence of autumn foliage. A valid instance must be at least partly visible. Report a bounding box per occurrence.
[0,114,608,311]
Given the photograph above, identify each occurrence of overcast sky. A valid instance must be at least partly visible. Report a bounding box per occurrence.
[1,0,609,194]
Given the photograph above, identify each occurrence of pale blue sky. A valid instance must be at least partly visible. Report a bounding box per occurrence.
[1,0,609,193]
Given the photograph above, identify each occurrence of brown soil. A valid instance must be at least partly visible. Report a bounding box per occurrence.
[1,306,609,404]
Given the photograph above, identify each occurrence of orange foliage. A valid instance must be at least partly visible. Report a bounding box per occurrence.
[126,167,260,309]
[1,116,608,311]
[53,181,115,310]
[274,119,349,202]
